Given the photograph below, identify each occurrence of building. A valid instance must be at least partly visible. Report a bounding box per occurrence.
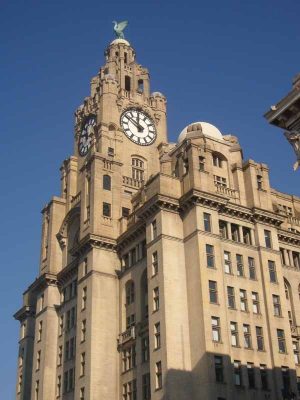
[264,74,300,171]
[14,33,300,400]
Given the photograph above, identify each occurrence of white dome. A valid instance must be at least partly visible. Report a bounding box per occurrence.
[110,38,130,46]
[178,121,223,143]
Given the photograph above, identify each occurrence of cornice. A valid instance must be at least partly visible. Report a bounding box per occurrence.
[14,305,35,322]
[135,193,180,221]
[71,233,117,257]
[27,273,58,294]
[117,220,146,251]
[278,229,300,246]
[252,207,284,227]
[57,259,78,286]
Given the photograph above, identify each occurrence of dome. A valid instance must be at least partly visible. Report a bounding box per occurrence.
[110,38,130,46]
[151,91,164,97]
[178,121,223,143]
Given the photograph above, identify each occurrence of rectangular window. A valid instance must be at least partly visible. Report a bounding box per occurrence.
[36,350,41,371]
[231,224,240,242]
[236,254,244,276]
[214,356,224,383]
[277,329,286,353]
[219,220,228,239]
[199,156,205,171]
[204,213,212,232]
[80,353,85,376]
[142,373,151,400]
[122,207,130,218]
[247,362,255,388]
[227,286,235,309]
[213,154,222,168]
[103,202,111,217]
[282,367,291,394]
[214,175,227,187]
[243,324,252,349]
[18,374,22,393]
[155,361,162,390]
[142,337,149,362]
[83,258,88,276]
[256,326,264,351]
[152,251,158,276]
[154,323,161,349]
[80,387,85,400]
[82,287,87,310]
[243,227,252,245]
[257,175,263,190]
[35,380,39,400]
[293,341,300,364]
[58,345,62,366]
[211,316,221,342]
[126,314,135,329]
[280,247,286,265]
[81,319,86,342]
[293,251,300,269]
[70,307,76,328]
[224,251,232,274]
[264,230,272,248]
[240,289,248,312]
[260,364,268,390]
[152,220,157,239]
[248,257,256,280]
[273,295,281,317]
[233,360,242,386]
[38,321,43,342]
[252,292,260,314]
[209,280,218,304]
[268,261,277,283]
[57,375,61,398]
[206,244,215,268]
[230,322,239,347]
[65,340,70,360]
[66,310,71,330]
[153,287,159,311]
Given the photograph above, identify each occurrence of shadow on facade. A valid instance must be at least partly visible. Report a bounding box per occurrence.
[161,352,299,400]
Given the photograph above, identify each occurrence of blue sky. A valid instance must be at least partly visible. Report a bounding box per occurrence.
[0,0,299,397]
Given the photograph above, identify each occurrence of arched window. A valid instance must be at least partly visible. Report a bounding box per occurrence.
[141,269,148,320]
[132,158,144,181]
[138,79,144,93]
[284,279,295,326]
[124,52,128,64]
[103,175,111,191]
[125,280,135,305]
[125,76,131,91]
[212,152,226,168]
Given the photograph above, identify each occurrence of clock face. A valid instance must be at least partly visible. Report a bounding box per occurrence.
[120,108,157,146]
[78,116,96,156]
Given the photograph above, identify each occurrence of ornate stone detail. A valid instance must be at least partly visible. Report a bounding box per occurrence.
[74,94,99,128]
[284,130,300,170]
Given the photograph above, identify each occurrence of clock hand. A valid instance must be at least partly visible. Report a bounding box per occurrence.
[128,116,144,132]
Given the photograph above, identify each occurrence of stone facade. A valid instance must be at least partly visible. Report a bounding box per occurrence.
[14,37,300,400]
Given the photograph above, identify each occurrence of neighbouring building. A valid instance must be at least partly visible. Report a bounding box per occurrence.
[14,34,300,400]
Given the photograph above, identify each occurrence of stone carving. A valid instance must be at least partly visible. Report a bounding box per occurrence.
[284,130,300,171]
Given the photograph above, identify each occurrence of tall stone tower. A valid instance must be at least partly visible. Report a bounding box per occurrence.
[14,35,167,400]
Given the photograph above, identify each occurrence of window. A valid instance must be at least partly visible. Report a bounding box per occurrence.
[127,380,137,400]
[36,350,41,370]
[240,289,248,312]
[108,146,114,156]
[59,315,64,336]
[122,345,136,371]
[70,337,75,359]
[154,323,161,349]
[142,373,151,400]
[103,175,111,190]
[151,219,157,239]
[125,76,131,91]
[21,322,26,339]
[214,175,227,187]
[70,307,76,328]
[243,324,252,349]
[256,326,264,351]
[57,375,62,398]
[273,295,281,317]
[219,220,228,239]
[247,363,255,388]
[211,317,221,342]
[103,202,111,217]
[81,319,86,342]
[142,337,149,362]
[252,292,260,314]
[260,364,268,390]
[152,251,158,276]
[199,156,205,172]
[231,224,240,242]
[82,287,87,310]
[227,286,235,309]
[214,356,224,383]
[153,287,159,311]
[19,349,24,368]
[209,281,218,304]
[58,345,62,366]
[248,257,256,280]
[65,340,70,360]
[293,251,300,269]
[224,251,232,274]
[236,254,244,276]
[122,207,130,218]
[138,79,144,93]
[257,175,263,190]
[83,258,88,276]
[124,52,128,64]
[213,154,222,168]
[206,244,215,268]
[80,352,85,376]
[230,322,239,347]
[35,380,39,400]
[277,329,286,353]
[80,387,85,400]
[233,361,242,386]
[132,158,144,181]
[38,321,43,342]
[282,367,291,395]
[126,281,135,305]
[18,374,23,393]
[293,341,300,364]
[264,230,272,248]
[280,247,286,265]
[204,213,211,232]
[38,294,44,312]
[155,361,162,390]
[268,261,277,283]
[126,314,135,329]
[242,227,252,245]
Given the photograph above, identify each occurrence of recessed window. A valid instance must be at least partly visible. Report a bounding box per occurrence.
[214,175,227,187]
[203,212,212,232]
[233,361,242,386]
[264,230,272,248]
[122,207,130,218]
[231,224,240,242]
[213,154,222,168]
[151,219,157,240]
[257,175,263,190]
[248,257,256,280]
[243,325,252,349]
[256,326,264,351]
[209,280,218,304]
[252,292,260,314]
[260,364,268,390]
[240,289,248,312]
[294,341,300,364]
[199,156,205,172]
[80,352,86,376]
[155,361,162,389]
[247,363,255,388]
[138,79,144,93]
[125,75,131,91]
[152,251,158,276]
[142,373,151,400]
[230,322,239,347]
[227,286,235,309]
[141,336,149,362]
[206,244,215,268]
[219,220,228,239]
[224,251,232,274]
[268,260,277,283]
[154,322,161,349]
[273,295,281,317]
[108,146,114,156]
[103,202,111,217]
[82,287,87,310]
[125,281,135,305]
[277,329,286,353]
[214,356,224,383]
[153,287,159,311]
[211,316,221,342]
[103,175,111,190]
[236,254,244,276]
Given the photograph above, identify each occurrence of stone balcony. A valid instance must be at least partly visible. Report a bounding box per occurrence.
[291,325,300,338]
[215,184,240,201]
[123,175,144,189]
[118,326,136,348]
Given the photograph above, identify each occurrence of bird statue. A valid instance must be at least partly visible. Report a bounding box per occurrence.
[112,20,128,39]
